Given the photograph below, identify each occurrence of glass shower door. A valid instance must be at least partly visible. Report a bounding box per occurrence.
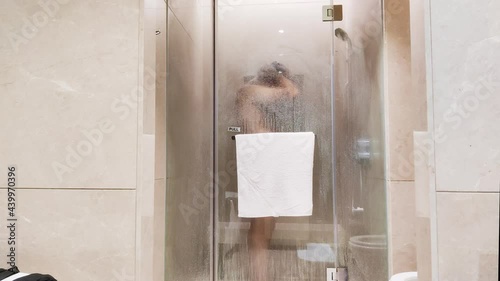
[215,1,336,280]
[164,0,387,280]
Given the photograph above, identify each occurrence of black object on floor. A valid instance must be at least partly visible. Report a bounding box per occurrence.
[13,273,57,281]
[0,267,57,281]
[0,267,20,280]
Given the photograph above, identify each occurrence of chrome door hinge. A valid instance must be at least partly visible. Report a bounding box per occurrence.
[327,268,347,281]
[322,5,343,22]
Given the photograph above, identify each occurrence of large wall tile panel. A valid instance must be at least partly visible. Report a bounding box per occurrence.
[436,192,499,281]
[0,0,140,188]
[430,0,500,192]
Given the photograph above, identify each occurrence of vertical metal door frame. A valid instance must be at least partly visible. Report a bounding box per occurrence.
[212,1,218,281]
[330,0,340,268]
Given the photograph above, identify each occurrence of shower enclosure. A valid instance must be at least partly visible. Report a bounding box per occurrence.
[165,0,387,280]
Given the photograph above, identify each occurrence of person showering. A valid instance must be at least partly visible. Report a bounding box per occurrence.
[236,61,300,281]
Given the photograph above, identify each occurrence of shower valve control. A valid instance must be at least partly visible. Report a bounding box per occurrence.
[355,138,371,161]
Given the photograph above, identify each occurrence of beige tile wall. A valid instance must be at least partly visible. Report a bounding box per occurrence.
[410,0,432,278]
[387,181,417,272]
[430,0,500,193]
[137,0,168,281]
[415,217,432,281]
[385,0,427,181]
[436,193,499,281]
[387,0,500,280]
[0,0,140,188]
[413,131,432,281]
[137,0,151,278]
[424,0,500,280]
[0,189,136,281]
[0,1,158,280]
[153,0,167,281]
[384,0,422,275]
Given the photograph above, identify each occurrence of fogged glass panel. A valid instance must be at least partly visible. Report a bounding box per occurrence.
[165,0,387,280]
[165,2,214,281]
[333,1,388,281]
[216,1,335,280]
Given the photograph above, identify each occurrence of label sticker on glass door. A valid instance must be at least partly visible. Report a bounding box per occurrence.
[227,127,241,133]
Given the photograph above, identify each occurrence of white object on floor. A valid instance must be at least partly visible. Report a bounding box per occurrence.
[236,132,315,218]
[297,243,336,262]
[2,273,30,281]
[389,272,418,281]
